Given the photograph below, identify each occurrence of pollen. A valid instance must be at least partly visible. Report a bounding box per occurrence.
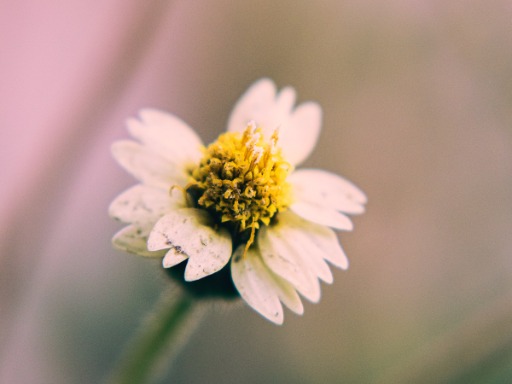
[186,122,292,253]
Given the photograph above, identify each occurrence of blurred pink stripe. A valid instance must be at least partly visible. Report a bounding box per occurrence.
[0,0,173,347]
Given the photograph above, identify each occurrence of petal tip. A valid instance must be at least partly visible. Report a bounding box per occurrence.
[147,229,169,251]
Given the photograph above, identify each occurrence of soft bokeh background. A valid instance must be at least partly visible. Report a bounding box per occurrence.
[1,1,512,383]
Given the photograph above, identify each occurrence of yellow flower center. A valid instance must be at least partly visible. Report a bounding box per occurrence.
[186,123,292,252]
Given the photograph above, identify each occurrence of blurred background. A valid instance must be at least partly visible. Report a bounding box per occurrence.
[1,1,512,383]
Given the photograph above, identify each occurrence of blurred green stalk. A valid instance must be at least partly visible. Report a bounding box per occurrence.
[107,288,204,384]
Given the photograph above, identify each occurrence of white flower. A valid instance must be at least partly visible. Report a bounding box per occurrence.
[109,79,367,324]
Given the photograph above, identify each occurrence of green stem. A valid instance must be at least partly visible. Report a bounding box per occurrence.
[107,288,205,384]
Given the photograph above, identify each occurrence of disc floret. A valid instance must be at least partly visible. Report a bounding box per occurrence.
[187,122,292,251]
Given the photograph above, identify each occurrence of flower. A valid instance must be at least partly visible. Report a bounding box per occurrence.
[109,79,367,324]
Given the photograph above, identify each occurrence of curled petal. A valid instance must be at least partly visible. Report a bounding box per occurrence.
[147,208,232,281]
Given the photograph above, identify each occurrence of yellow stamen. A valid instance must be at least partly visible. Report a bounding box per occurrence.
[186,124,292,255]
[243,222,257,257]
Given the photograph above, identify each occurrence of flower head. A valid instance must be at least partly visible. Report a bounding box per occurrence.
[109,79,367,324]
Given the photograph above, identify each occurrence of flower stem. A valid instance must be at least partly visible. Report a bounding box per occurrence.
[107,288,205,384]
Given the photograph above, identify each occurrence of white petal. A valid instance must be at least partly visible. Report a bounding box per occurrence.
[278,101,321,166]
[227,79,322,166]
[294,244,333,284]
[290,201,354,231]
[232,247,304,316]
[109,184,184,226]
[128,109,203,165]
[289,169,366,214]
[276,86,296,112]
[275,281,304,315]
[112,225,164,257]
[259,225,321,302]
[276,211,349,269]
[231,246,285,324]
[147,208,232,281]
[112,140,188,188]
[256,259,305,315]
[162,248,188,268]
[262,212,335,283]
[227,78,277,134]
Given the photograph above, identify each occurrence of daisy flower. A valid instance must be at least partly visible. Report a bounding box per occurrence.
[109,79,366,324]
